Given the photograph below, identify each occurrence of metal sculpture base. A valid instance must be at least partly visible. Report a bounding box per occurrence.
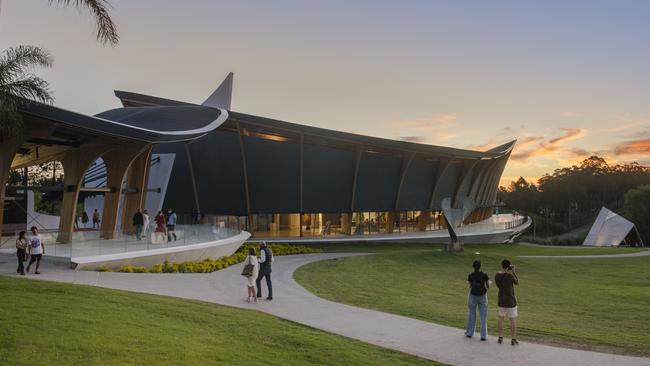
[443,241,464,253]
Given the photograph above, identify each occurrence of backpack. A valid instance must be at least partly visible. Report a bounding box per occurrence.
[470,272,486,296]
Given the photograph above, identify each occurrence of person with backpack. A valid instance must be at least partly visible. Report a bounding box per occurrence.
[465,260,490,341]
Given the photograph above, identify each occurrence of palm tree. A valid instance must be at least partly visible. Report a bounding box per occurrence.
[0,0,118,139]
[0,46,53,140]
[48,0,119,45]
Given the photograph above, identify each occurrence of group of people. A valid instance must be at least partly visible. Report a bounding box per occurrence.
[73,208,101,229]
[15,226,45,275]
[242,241,274,303]
[132,208,177,242]
[465,259,520,345]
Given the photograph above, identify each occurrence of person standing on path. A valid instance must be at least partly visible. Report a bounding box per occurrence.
[133,209,144,240]
[465,260,490,341]
[244,247,260,303]
[256,241,274,300]
[166,208,177,242]
[495,259,520,345]
[26,226,44,275]
[15,230,28,275]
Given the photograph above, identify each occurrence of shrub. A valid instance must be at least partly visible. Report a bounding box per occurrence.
[151,264,163,273]
[109,243,322,274]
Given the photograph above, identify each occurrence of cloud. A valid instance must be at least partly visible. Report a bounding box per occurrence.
[560,111,582,118]
[510,128,585,162]
[400,136,426,143]
[569,147,591,157]
[611,138,650,156]
[391,113,459,142]
[599,115,650,135]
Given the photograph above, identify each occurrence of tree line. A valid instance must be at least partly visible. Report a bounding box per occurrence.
[497,156,650,242]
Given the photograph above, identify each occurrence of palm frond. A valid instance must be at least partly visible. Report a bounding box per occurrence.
[0,76,54,105]
[0,46,53,84]
[49,0,119,46]
[0,46,54,140]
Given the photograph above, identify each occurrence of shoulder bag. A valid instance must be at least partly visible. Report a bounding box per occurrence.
[241,256,255,277]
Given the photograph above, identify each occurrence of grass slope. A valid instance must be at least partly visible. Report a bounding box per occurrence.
[0,276,440,366]
[295,244,650,356]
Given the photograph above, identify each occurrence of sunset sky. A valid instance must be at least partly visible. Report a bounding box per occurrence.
[1,0,648,187]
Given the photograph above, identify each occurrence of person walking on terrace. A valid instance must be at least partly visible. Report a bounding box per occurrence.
[92,209,101,229]
[166,208,177,242]
[243,247,260,303]
[15,230,28,275]
[465,260,490,341]
[26,226,44,275]
[256,241,274,300]
[154,211,167,243]
[81,211,89,228]
[495,259,520,345]
[133,209,144,241]
[142,209,150,238]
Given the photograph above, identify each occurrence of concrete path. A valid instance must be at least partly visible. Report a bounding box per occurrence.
[520,250,650,259]
[1,253,649,366]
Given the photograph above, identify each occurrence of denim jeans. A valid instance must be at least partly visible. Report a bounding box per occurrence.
[466,293,488,339]
[135,225,143,240]
[256,269,272,298]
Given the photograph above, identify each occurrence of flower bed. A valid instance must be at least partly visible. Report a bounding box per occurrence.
[99,243,322,273]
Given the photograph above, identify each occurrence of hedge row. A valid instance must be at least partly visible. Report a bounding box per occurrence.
[98,243,322,274]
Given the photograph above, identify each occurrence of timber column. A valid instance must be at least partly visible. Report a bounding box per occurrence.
[0,136,25,236]
[386,212,396,234]
[100,147,146,239]
[121,147,153,233]
[341,213,352,235]
[417,211,429,231]
[57,145,110,243]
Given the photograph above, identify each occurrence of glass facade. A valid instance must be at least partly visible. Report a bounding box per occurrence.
[244,210,455,238]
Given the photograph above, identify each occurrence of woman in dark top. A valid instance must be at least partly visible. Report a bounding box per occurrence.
[15,231,28,275]
[465,260,490,340]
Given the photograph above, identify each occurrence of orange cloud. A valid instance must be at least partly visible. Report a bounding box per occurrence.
[465,134,543,152]
[511,128,585,162]
[612,138,650,156]
[569,147,591,157]
[392,113,459,142]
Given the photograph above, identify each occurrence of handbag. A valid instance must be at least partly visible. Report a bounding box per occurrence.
[241,256,255,277]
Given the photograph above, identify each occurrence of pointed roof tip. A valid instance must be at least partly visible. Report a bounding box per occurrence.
[202,72,234,110]
[486,139,517,154]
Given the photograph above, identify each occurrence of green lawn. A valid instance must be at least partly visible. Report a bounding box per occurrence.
[0,276,440,366]
[294,243,650,356]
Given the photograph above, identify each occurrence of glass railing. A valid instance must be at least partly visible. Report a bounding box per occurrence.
[2,224,242,259]
[68,224,242,258]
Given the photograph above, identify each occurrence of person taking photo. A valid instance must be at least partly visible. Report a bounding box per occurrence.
[495,259,519,345]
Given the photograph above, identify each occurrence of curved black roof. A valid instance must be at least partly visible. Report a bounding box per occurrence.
[19,102,228,144]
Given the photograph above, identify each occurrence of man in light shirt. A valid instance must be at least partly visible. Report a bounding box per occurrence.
[256,241,274,300]
[26,226,45,274]
[166,208,177,242]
